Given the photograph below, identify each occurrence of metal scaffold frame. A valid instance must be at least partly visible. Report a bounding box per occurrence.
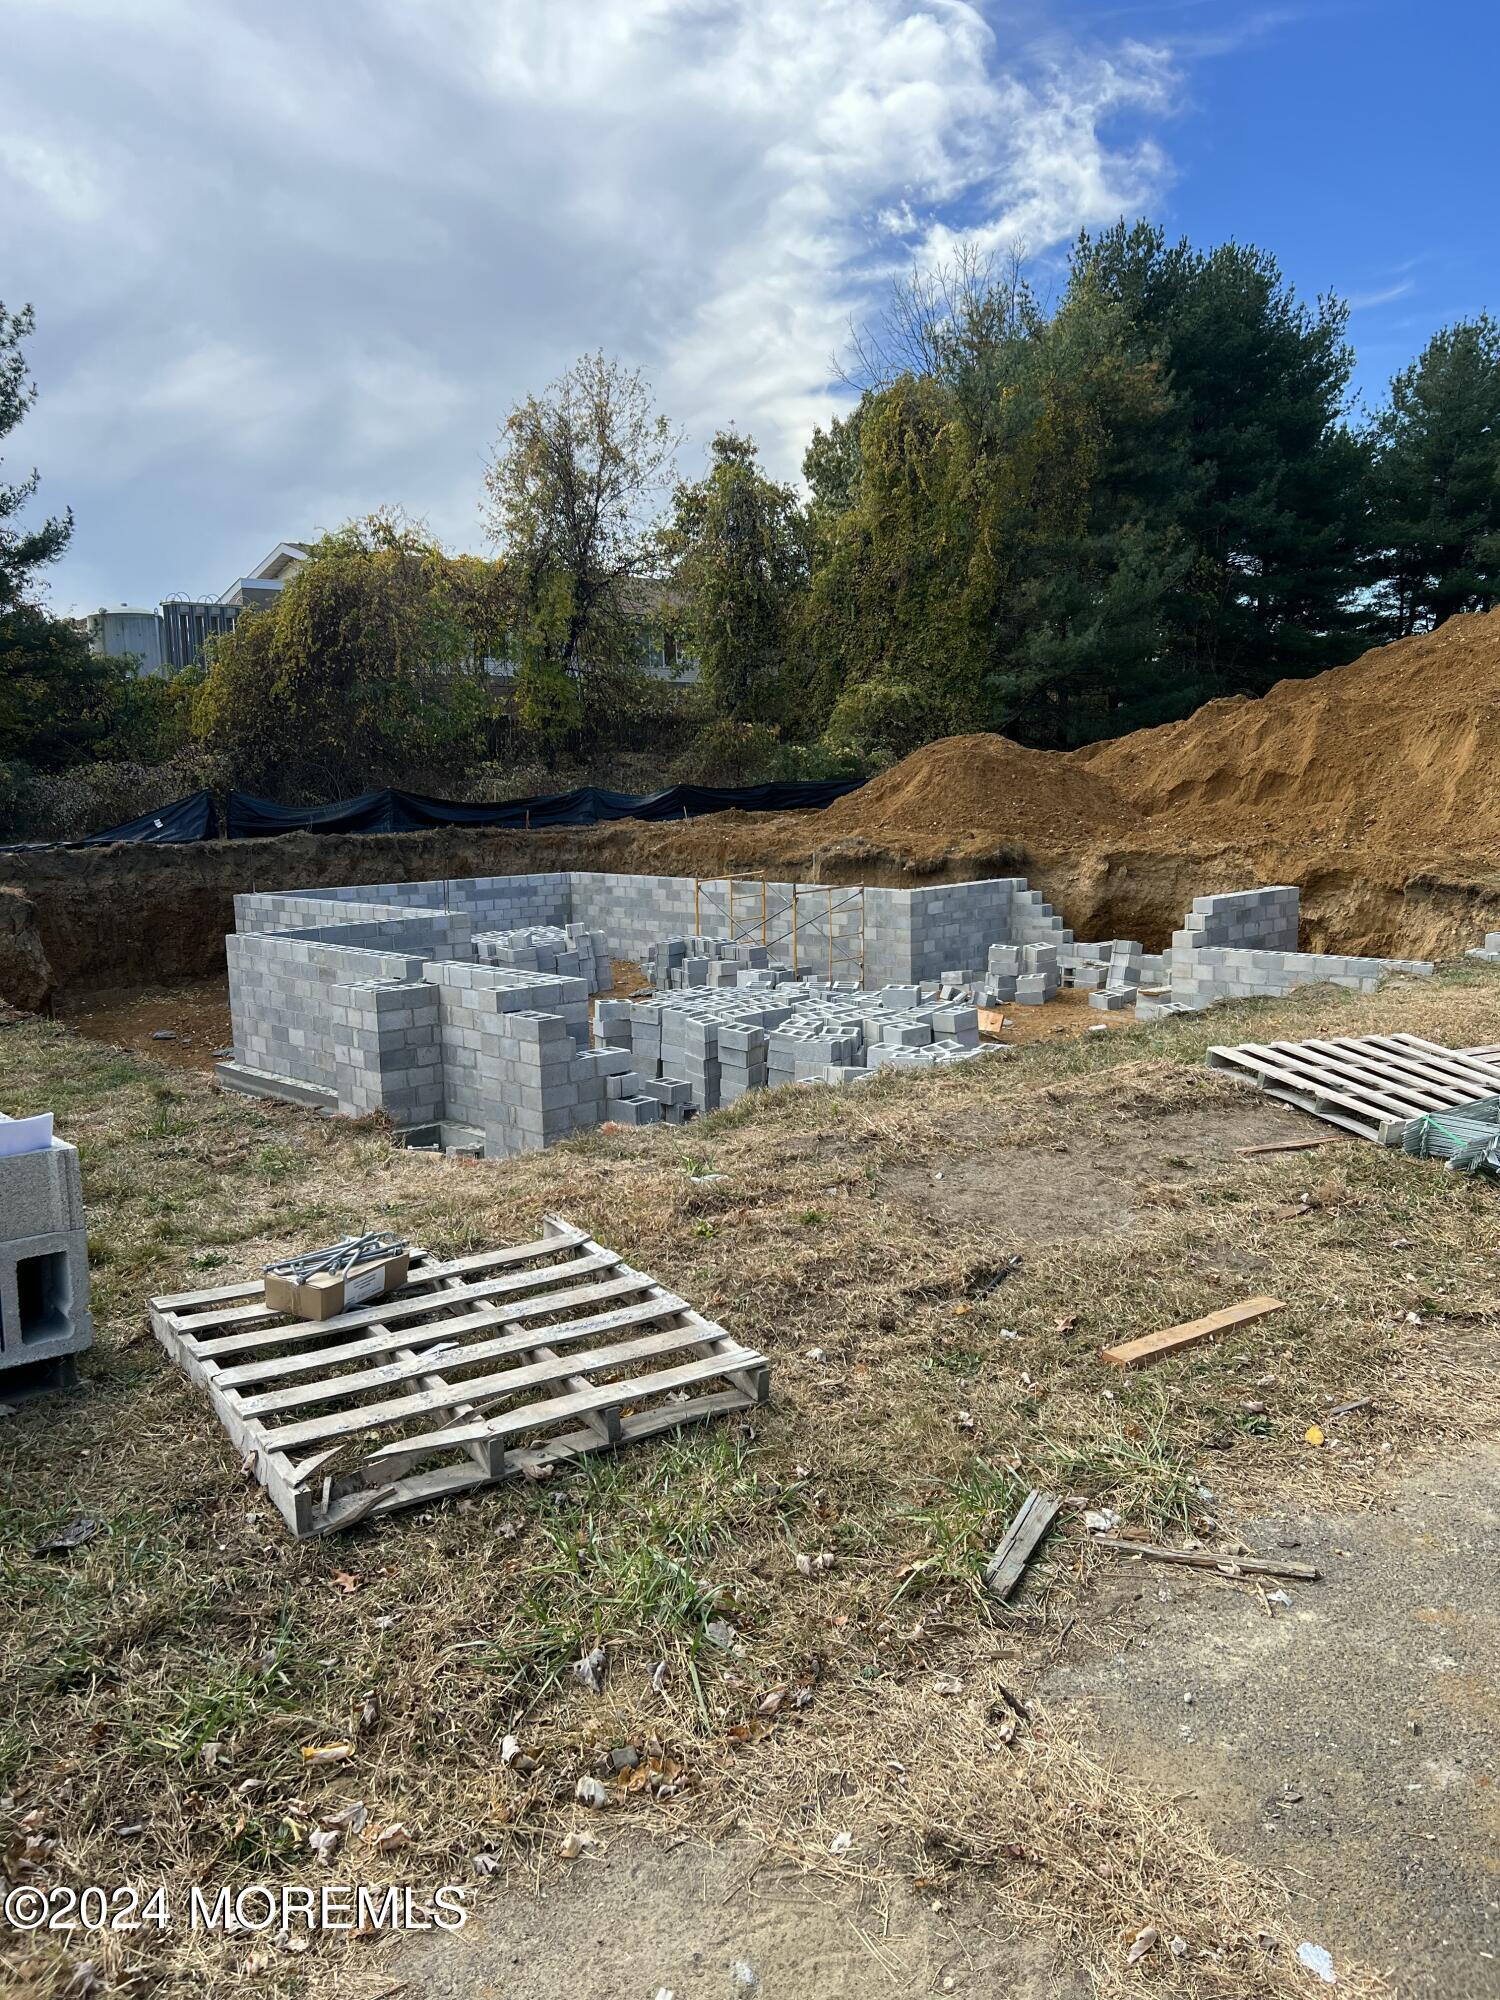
[692,879,866,987]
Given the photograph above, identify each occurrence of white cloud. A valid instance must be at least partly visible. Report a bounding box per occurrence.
[1348,279,1417,312]
[0,0,1180,609]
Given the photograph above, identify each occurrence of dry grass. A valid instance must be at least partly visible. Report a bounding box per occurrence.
[3,969,1500,1996]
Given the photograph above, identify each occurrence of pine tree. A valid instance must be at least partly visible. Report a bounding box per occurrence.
[1368,316,1500,635]
[1072,223,1370,700]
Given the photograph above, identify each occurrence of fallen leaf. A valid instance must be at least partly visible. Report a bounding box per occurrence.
[327,1571,361,1595]
[358,1692,380,1734]
[558,1829,599,1860]
[575,1777,608,1808]
[1304,1425,1325,1447]
[574,1645,607,1693]
[368,1821,410,1854]
[307,1826,342,1865]
[1127,1926,1159,1966]
[299,1741,354,1766]
[30,1517,101,1558]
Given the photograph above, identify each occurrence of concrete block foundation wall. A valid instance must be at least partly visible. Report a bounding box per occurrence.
[224,868,1032,1154]
[1175,886,1300,955]
[221,869,1439,1158]
[1161,887,1432,1011]
[226,933,430,1098]
[1169,944,1434,1011]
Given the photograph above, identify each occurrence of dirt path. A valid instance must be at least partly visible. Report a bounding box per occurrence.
[390,1831,1084,2000]
[1043,1442,1500,1997]
[59,976,231,1073]
[388,1440,1499,2000]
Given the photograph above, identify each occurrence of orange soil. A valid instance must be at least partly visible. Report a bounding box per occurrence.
[821,609,1500,861]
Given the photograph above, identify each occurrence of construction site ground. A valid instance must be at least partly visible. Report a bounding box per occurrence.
[3,962,1499,2000]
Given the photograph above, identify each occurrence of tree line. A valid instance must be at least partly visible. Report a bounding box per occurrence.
[2,224,1499,828]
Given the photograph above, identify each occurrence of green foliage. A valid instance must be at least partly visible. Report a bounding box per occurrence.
[1367,315,1500,635]
[660,430,810,722]
[483,351,678,742]
[0,300,142,776]
[805,266,1189,752]
[1074,221,1371,702]
[0,300,72,611]
[191,510,505,793]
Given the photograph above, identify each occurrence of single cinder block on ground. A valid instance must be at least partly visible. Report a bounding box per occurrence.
[0,1226,92,1384]
[0,1125,92,1390]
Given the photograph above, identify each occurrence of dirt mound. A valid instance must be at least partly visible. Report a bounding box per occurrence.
[821,611,1500,860]
[819,733,1136,848]
[1079,608,1500,853]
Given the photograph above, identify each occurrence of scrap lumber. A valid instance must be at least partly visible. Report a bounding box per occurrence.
[1092,1537,1319,1582]
[1234,1134,1348,1157]
[984,1489,1060,1602]
[1101,1296,1284,1370]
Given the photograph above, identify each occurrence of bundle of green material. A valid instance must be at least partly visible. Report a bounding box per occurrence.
[1402,1095,1500,1174]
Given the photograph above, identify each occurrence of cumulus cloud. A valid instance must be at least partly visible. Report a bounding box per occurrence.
[0,0,1179,609]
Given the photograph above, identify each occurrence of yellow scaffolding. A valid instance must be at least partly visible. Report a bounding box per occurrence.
[692,878,865,986]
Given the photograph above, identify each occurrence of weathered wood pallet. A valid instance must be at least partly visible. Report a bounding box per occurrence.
[149,1214,769,1538]
[1205,1033,1500,1145]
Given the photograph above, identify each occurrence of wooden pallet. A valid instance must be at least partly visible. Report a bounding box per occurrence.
[1206,1033,1500,1145]
[149,1215,769,1537]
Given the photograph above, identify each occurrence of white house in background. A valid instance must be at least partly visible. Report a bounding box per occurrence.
[79,540,312,675]
[80,543,698,683]
[218,540,311,613]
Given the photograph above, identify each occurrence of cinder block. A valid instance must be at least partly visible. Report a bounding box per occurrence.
[0,1139,85,1241]
[0,1227,92,1375]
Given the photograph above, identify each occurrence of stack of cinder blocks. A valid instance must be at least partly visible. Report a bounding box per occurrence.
[331,979,444,1127]
[422,960,600,1156]
[0,1127,92,1395]
[473,924,609,994]
[978,942,1059,1006]
[1466,933,1500,965]
[647,935,776,989]
[1090,940,1143,1012]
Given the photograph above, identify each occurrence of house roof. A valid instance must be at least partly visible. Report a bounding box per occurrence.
[244,541,312,583]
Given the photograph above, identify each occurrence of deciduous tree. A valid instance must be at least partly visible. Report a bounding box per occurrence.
[482,352,678,742]
[660,430,809,723]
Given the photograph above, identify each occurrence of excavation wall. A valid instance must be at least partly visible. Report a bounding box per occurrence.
[3,824,1500,1010]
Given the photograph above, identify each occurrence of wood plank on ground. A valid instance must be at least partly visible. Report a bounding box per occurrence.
[983,1490,1060,1602]
[1092,1537,1319,1582]
[1234,1134,1348,1157]
[1101,1295,1284,1370]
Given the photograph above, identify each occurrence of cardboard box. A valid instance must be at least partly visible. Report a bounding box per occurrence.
[264,1249,410,1322]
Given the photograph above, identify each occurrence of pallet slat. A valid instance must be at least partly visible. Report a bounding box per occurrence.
[149,1215,769,1538]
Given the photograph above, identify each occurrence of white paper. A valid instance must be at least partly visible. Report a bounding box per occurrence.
[0,1112,54,1156]
[343,1263,389,1306]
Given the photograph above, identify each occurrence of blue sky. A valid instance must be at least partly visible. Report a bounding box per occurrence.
[1,0,1494,614]
[1065,0,1498,407]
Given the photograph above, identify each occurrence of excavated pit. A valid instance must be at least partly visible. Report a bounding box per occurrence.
[12,609,1500,1012]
